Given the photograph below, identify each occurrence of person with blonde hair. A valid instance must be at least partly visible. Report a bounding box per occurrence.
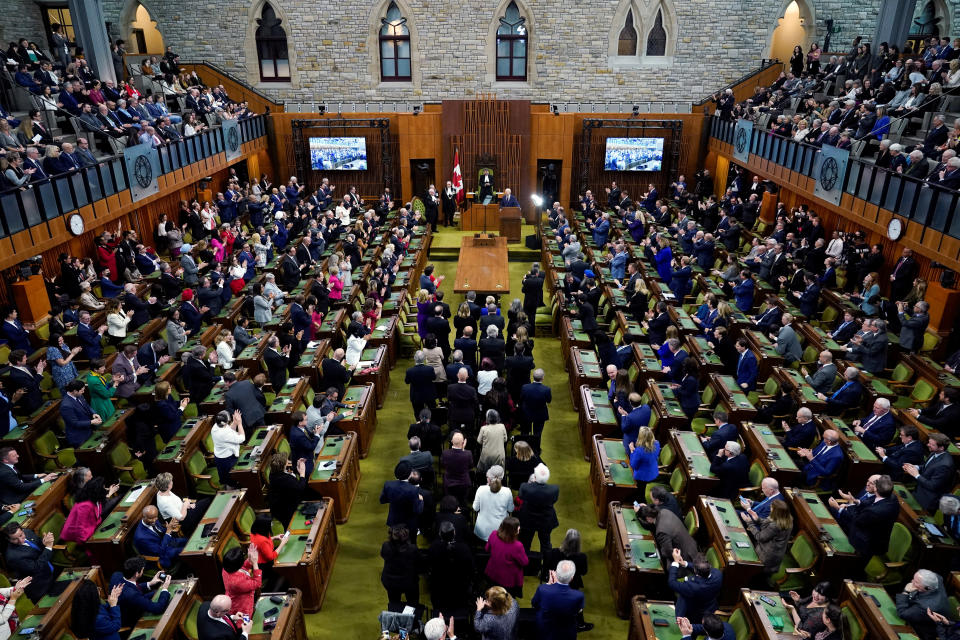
[474,585,519,640]
[629,426,661,501]
[215,331,235,370]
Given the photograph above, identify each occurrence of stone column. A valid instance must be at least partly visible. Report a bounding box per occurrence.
[873,0,918,50]
[68,0,116,84]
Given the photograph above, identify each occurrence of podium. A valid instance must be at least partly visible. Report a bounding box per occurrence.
[462,203,500,232]
[499,206,522,243]
[12,275,50,324]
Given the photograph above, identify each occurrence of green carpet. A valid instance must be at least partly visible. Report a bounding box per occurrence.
[305,228,628,638]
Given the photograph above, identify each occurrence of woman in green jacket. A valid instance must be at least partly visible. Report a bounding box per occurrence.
[86,358,123,420]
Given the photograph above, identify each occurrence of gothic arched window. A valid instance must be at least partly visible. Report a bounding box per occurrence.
[496,1,527,81]
[645,8,667,56]
[255,4,289,81]
[379,2,411,81]
[618,9,638,56]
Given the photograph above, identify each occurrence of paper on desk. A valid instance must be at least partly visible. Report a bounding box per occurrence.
[125,486,147,503]
[288,377,302,385]
[375,324,388,331]
[307,341,319,348]
[924,522,946,537]
[402,606,415,616]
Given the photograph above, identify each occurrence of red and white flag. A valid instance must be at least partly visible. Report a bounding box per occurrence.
[452,148,464,203]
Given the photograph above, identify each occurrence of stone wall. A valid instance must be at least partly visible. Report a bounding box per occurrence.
[5,0,945,105]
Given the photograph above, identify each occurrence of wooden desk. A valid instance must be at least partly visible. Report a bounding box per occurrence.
[578,386,619,460]
[739,589,798,640]
[696,496,764,599]
[785,488,859,575]
[154,417,212,496]
[272,500,339,612]
[247,590,307,640]
[348,345,390,409]
[75,408,131,479]
[462,203,501,232]
[709,373,758,424]
[235,331,271,374]
[8,473,69,533]
[739,329,783,381]
[641,382,689,439]
[903,353,960,393]
[741,423,802,488]
[670,430,719,504]
[628,598,682,640]
[605,504,667,618]
[560,317,594,359]
[87,480,157,574]
[266,377,310,425]
[773,366,826,414]
[453,235,510,296]
[569,347,605,410]
[180,490,246,596]
[315,309,346,347]
[499,206,522,242]
[307,432,361,524]
[12,566,101,640]
[367,316,399,369]
[199,367,248,415]
[131,361,181,404]
[843,580,921,640]
[628,343,664,382]
[795,323,845,359]
[3,399,60,467]
[893,482,960,568]
[590,436,636,527]
[686,335,725,375]
[128,578,200,640]
[336,384,376,458]
[230,425,285,508]
[295,339,331,390]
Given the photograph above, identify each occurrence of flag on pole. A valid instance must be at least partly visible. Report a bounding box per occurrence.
[452,148,464,203]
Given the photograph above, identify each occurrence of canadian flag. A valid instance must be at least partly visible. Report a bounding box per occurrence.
[452,148,464,203]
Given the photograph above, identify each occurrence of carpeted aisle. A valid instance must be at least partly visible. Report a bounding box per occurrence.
[305,227,628,638]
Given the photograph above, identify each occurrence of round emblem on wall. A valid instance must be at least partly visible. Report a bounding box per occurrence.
[133,155,153,189]
[819,157,839,192]
[734,128,748,154]
[227,127,240,152]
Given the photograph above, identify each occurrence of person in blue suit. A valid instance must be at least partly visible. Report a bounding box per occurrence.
[782,407,818,449]
[733,339,758,391]
[289,410,321,477]
[520,369,552,437]
[738,477,786,521]
[731,270,755,312]
[288,296,312,350]
[817,366,864,415]
[2,307,32,353]
[591,213,611,248]
[379,461,423,538]
[670,256,693,300]
[108,557,172,627]
[701,410,738,458]
[799,430,844,489]
[499,188,519,208]
[609,244,628,282]
[652,236,673,282]
[674,359,701,418]
[132,505,187,569]
[678,614,736,640]
[619,393,651,451]
[852,398,896,450]
[667,552,723,623]
[876,425,926,481]
[531,560,587,639]
[709,441,750,500]
[60,379,102,447]
[694,234,716,271]
[789,272,821,319]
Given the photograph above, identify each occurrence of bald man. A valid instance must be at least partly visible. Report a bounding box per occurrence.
[440,431,474,508]
[320,347,352,399]
[198,594,252,640]
[133,505,187,568]
[798,429,845,489]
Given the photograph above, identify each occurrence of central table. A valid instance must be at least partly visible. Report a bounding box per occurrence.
[453,235,510,296]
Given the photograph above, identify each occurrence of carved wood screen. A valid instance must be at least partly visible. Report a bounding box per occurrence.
[448,95,522,198]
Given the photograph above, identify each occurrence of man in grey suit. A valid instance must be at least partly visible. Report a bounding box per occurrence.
[848,318,888,374]
[772,313,802,365]
[897,301,930,353]
[179,245,204,287]
[399,437,433,475]
[223,372,266,433]
[111,344,149,398]
[803,350,838,395]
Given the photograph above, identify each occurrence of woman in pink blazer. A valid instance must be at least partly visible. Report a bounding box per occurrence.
[484,517,528,598]
[61,477,116,543]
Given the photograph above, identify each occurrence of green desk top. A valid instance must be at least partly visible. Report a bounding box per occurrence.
[370,322,395,339]
[832,421,878,461]
[156,439,187,462]
[822,523,855,554]
[895,485,924,512]
[692,336,724,366]
[727,530,760,563]
[706,498,740,529]
[89,508,126,541]
[628,538,662,570]
[275,536,308,564]
[78,430,109,450]
[586,390,617,425]
[675,432,714,477]
[609,460,634,485]
[310,460,338,481]
[603,439,628,461]
[14,615,44,636]
[319,436,347,457]
[755,595,796,633]
[622,508,646,535]
[716,375,755,409]
[138,585,170,622]
[36,570,88,608]
[797,491,832,519]
[752,426,799,470]
[859,585,906,626]
[343,386,366,402]
[249,594,291,635]
[287,503,322,531]
[2,423,29,440]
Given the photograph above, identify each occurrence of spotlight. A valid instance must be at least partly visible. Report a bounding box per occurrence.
[413,105,421,116]
[318,104,326,115]
[632,105,640,117]
[551,104,559,116]
[531,194,544,207]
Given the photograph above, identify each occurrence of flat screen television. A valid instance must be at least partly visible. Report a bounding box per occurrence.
[308,137,368,170]
[603,137,664,171]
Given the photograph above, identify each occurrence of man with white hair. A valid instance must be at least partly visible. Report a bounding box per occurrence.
[901,149,929,179]
[197,594,252,640]
[738,477,784,521]
[518,463,559,553]
[422,615,454,640]
[888,143,907,172]
[532,559,589,637]
[262,272,285,305]
[782,407,818,449]
[709,441,749,501]
[922,115,948,157]
[931,155,960,190]
[852,397,895,450]
[895,569,950,639]
[939,495,960,540]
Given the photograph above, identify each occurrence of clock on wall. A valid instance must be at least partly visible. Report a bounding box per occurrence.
[68,213,85,236]
[887,217,903,241]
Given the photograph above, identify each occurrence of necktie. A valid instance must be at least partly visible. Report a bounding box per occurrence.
[737,352,745,374]
[862,413,879,431]
[25,540,55,573]
[830,381,851,400]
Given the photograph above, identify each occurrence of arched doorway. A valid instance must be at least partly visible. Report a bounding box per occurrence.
[128,3,164,54]
[769,0,814,69]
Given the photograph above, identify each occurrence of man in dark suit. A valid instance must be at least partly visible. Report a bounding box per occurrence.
[830,475,900,558]
[701,411,737,458]
[898,300,930,353]
[183,346,219,405]
[279,246,303,291]
[60,379,102,447]
[922,115,949,157]
[425,306,451,359]
[518,463,560,552]
[848,319,888,374]
[830,310,860,344]
[781,408,819,449]
[710,442,750,500]
[889,247,918,302]
[223,373,266,432]
[0,447,55,505]
[799,429,844,489]
[454,326,478,371]
[667,551,723,624]
[818,366,864,414]
[520,369,552,437]
[499,188,519,208]
[136,340,170,383]
[405,351,437,418]
[447,368,479,433]
[379,461,423,537]
[320,348,352,400]
[263,337,291,393]
[734,339,758,391]
[522,265,545,320]
[753,298,783,335]
[678,615,736,640]
[108,557,173,627]
[197,595,251,640]
[909,388,960,436]
[877,425,926,481]
[3,350,45,414]
[289,411,321,476]
[133,505,187,569]
[440,181,457,226]
[3,523,65,601]
[905,433,957,512]
[852,397,896,447]
[0,381,24,438]
[1,308,32,352]
[531,560,588,639]
[644,302,672,347]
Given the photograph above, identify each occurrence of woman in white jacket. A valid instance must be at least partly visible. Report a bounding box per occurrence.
[216,331,236,370]
[106,300,133,342]
[0,577,31,640]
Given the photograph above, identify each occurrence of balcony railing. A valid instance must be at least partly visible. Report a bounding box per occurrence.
[710,116,960,240]
[0,114,267,238]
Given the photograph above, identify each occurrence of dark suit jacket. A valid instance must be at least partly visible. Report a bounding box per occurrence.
[108,572,172,627]
[379,480,423,532]
[224,380,266,430]
[914,453,957,512]
[0,463,42,505]
[78,322,103,360]
[404,364,437,402]
[454,337,478,370]
[703,423,738,458]
[654,510,700,562]
[857,411,897,450]
[710,453,750,500]
[735,351,759,391]
[136,343,162,374]
[647,312,671,346]
[667,564,723,623]
[132,520,187,568]
[825,380,863,413]
[783,421,818,449]
[531,583,584,640]
[899,312,929,352]
[289,425,321,475]
[447,382,479,427]
[320,357,351,399]
[520,382,552,422]
[61,394,95,447]
[846,495,900,557]
[267,471,307,527]
[5,528,57,601]
[183,357,217,404]
[5,366,43,413]
[917,402,960,434]
[518,481,559,530]
[802,443,844,488]
[197,602,245,640]
[882,440,925,479]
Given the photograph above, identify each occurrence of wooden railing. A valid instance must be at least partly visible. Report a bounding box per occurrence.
[693,60,783,115]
